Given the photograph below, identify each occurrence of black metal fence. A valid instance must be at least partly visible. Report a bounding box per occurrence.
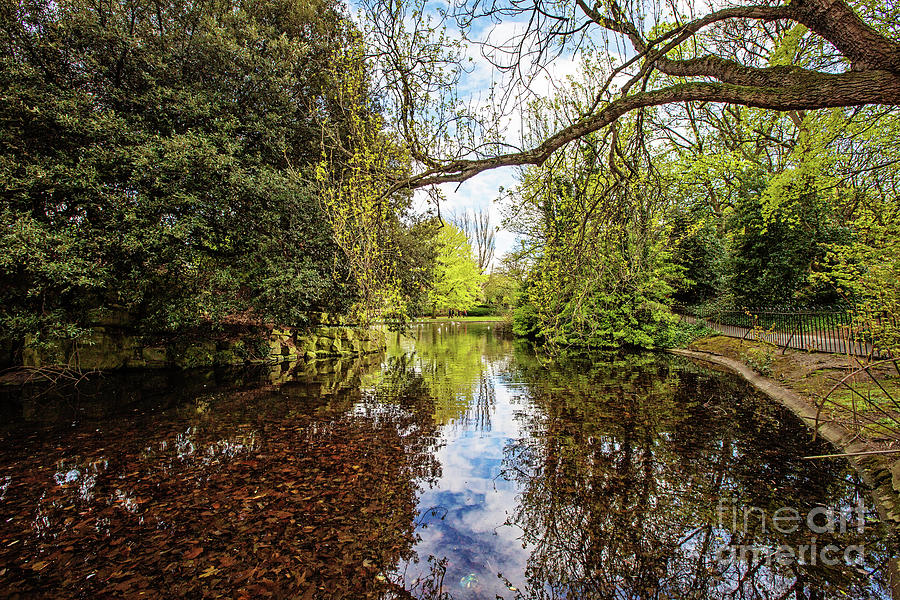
[675,305,895,357]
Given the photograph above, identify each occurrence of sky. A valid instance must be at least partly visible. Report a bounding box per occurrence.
[409,34,584,267]
[409,170,520,268]
[353,0,618,267]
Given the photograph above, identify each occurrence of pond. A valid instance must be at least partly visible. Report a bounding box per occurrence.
[0,323,897,599]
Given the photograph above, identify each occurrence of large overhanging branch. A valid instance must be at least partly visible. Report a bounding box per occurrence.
[379,0,900,193]
[391,70,900,191]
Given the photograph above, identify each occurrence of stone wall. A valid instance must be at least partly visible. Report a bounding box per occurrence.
[21,312,386,371]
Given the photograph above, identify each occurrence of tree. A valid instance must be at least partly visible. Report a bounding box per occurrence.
[483,272,518,309]
[361,0,900,189]
[450,209,495,274]
[428,224,485,314]
[316,35,413,323]
[503,104,684,349]
[0,0,426,352]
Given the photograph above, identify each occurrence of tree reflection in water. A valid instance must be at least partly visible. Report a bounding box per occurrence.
[1,325,897,599]
[502,352,898,599]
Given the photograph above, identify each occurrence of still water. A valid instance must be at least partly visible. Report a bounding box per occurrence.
[0,323,897,598]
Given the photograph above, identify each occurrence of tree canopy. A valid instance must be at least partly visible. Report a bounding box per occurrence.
[0,0,430,350]
[428,224,485,313]
[361,0,900,189]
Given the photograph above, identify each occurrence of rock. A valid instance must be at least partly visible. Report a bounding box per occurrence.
[75,332,132,370]
[891,460,900,494]
[87,306,132,327]
[22,334,69,368]
[296,335,317,355]
[214,349,241,365]
[141,346,168,365]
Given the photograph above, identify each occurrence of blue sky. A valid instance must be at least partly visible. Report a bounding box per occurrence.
[354,0,594,265]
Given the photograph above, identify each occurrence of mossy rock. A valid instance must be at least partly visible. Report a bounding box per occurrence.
[22,335,69,368]
[142,346,168,364]
[86,307,133,327]
[296,335,318,354]
[74,332,136,370]
[214,349,243,365]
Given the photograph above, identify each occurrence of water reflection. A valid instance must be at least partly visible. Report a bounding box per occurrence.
[0,354,441,598]
[387,326,898,599]
[500,353,896,599]
[0,324,896,599]
[385,324,505,429]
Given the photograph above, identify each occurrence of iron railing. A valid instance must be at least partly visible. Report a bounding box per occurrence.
[675,305,896,358]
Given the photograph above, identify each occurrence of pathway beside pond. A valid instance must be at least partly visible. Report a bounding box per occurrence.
[677,312,877,356]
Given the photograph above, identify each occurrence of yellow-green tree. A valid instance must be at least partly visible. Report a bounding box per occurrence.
[428,224,485,314]
[316,35,410,323]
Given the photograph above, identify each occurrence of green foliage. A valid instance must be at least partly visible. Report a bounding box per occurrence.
[0,0,378,347]
[664,320,716,348]
[392,217,440,318]
[316,35,414,324]
[482,272,518,309]
[428,224,485,313]
[740,345,775,376]
[729,179,841,307]
[465,305,495,317]
[505,110,685,351]
[670,212,727,305]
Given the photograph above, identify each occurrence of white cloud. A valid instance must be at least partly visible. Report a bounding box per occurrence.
[413,166,520,265]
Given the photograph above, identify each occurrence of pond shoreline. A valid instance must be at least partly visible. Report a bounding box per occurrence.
[668,347,900,525]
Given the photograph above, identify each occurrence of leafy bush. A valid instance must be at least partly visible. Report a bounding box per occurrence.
[740,345,775,376]
[660,321,716,348]
[0,0,364,346]
[467,305,497,317]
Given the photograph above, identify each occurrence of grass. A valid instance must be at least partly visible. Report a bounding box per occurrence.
[413,315,505,323]
[687,334,900,443]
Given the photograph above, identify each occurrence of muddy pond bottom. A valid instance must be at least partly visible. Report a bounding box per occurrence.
[0,323,897,598]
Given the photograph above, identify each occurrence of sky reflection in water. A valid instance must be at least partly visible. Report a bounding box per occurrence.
[382,323,898,600]
[0,323,897,599]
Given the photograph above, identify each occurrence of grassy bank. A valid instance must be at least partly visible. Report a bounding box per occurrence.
[676,335,900,522]
[412,316,506,323]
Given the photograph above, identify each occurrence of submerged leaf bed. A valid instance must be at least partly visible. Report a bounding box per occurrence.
[0,386,440,599]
